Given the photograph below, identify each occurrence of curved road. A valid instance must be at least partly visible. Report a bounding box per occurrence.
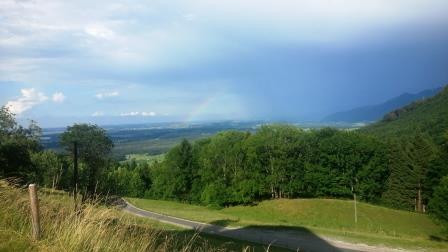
[122,200,405,252]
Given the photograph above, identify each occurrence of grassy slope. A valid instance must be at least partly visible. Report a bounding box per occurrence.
[0,184,286,252]
[360,85,448,143]
[127,198,448,251]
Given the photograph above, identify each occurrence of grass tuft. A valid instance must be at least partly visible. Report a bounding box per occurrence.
[0,180,272,252]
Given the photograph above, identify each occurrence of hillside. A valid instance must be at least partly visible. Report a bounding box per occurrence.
[323,87,441,123]
[361,85,448,144]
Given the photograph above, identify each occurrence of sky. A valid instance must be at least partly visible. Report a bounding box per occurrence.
[1,0,448,127]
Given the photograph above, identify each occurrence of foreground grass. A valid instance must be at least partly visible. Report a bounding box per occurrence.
[127,198,448,251]
[0,181,284,252]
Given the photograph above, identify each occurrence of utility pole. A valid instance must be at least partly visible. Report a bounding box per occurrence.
[73,141,78,211]
[354,191,358,224]
[352,177,358,224]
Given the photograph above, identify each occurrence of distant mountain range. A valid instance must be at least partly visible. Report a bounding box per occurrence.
[322,87,442,123]
[361,85,448,144]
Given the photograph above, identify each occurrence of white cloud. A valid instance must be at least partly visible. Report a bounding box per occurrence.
[120,111,157,117]
[95,91,119,99]
[52,92,66,103]
[183,13,196,21]
[5,88,48,114]
[141,111,156,117]
[120,111,139,116]
[91,111,104,117]
[85,24,115,40]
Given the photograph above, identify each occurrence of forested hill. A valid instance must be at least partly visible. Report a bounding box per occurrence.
[360,85,448,144]
[323,87,441,123]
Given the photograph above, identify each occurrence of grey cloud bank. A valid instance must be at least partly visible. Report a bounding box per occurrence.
[1,0,448,126]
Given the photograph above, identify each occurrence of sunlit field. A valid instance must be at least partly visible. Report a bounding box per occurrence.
[128,197,448,251]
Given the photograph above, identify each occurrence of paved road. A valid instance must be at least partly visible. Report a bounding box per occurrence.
[122,200,405,252]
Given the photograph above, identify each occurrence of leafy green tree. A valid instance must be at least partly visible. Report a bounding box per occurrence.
[0,106,42,182]
[189,138,211,203]
[136,162,152,195]
[150,125,390,206]
[310,130,355,198]
[356,150,389,202]
[198,131,251,205]
[302,130,387,201]
[150,139,194,201]
[105,165,146,197]
[246,125,303,199]
[302,162,332,197]
[31,150,64,188]
[60,124,113,197]
[149,161,173,199]
[429,175,448,223]
[144,123,437,210]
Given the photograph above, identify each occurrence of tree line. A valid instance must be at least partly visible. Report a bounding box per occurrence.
[1,106,447,225]
[146,126,448,211]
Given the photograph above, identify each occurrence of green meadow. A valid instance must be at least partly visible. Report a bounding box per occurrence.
[127,197,448,251]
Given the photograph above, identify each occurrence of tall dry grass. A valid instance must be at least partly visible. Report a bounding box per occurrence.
[0,180,250,252]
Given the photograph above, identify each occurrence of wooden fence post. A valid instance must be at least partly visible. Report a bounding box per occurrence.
[28,184,41,240]
[73,141,79,211]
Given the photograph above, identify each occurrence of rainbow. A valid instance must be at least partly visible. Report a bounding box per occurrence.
[184,94,218,122]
